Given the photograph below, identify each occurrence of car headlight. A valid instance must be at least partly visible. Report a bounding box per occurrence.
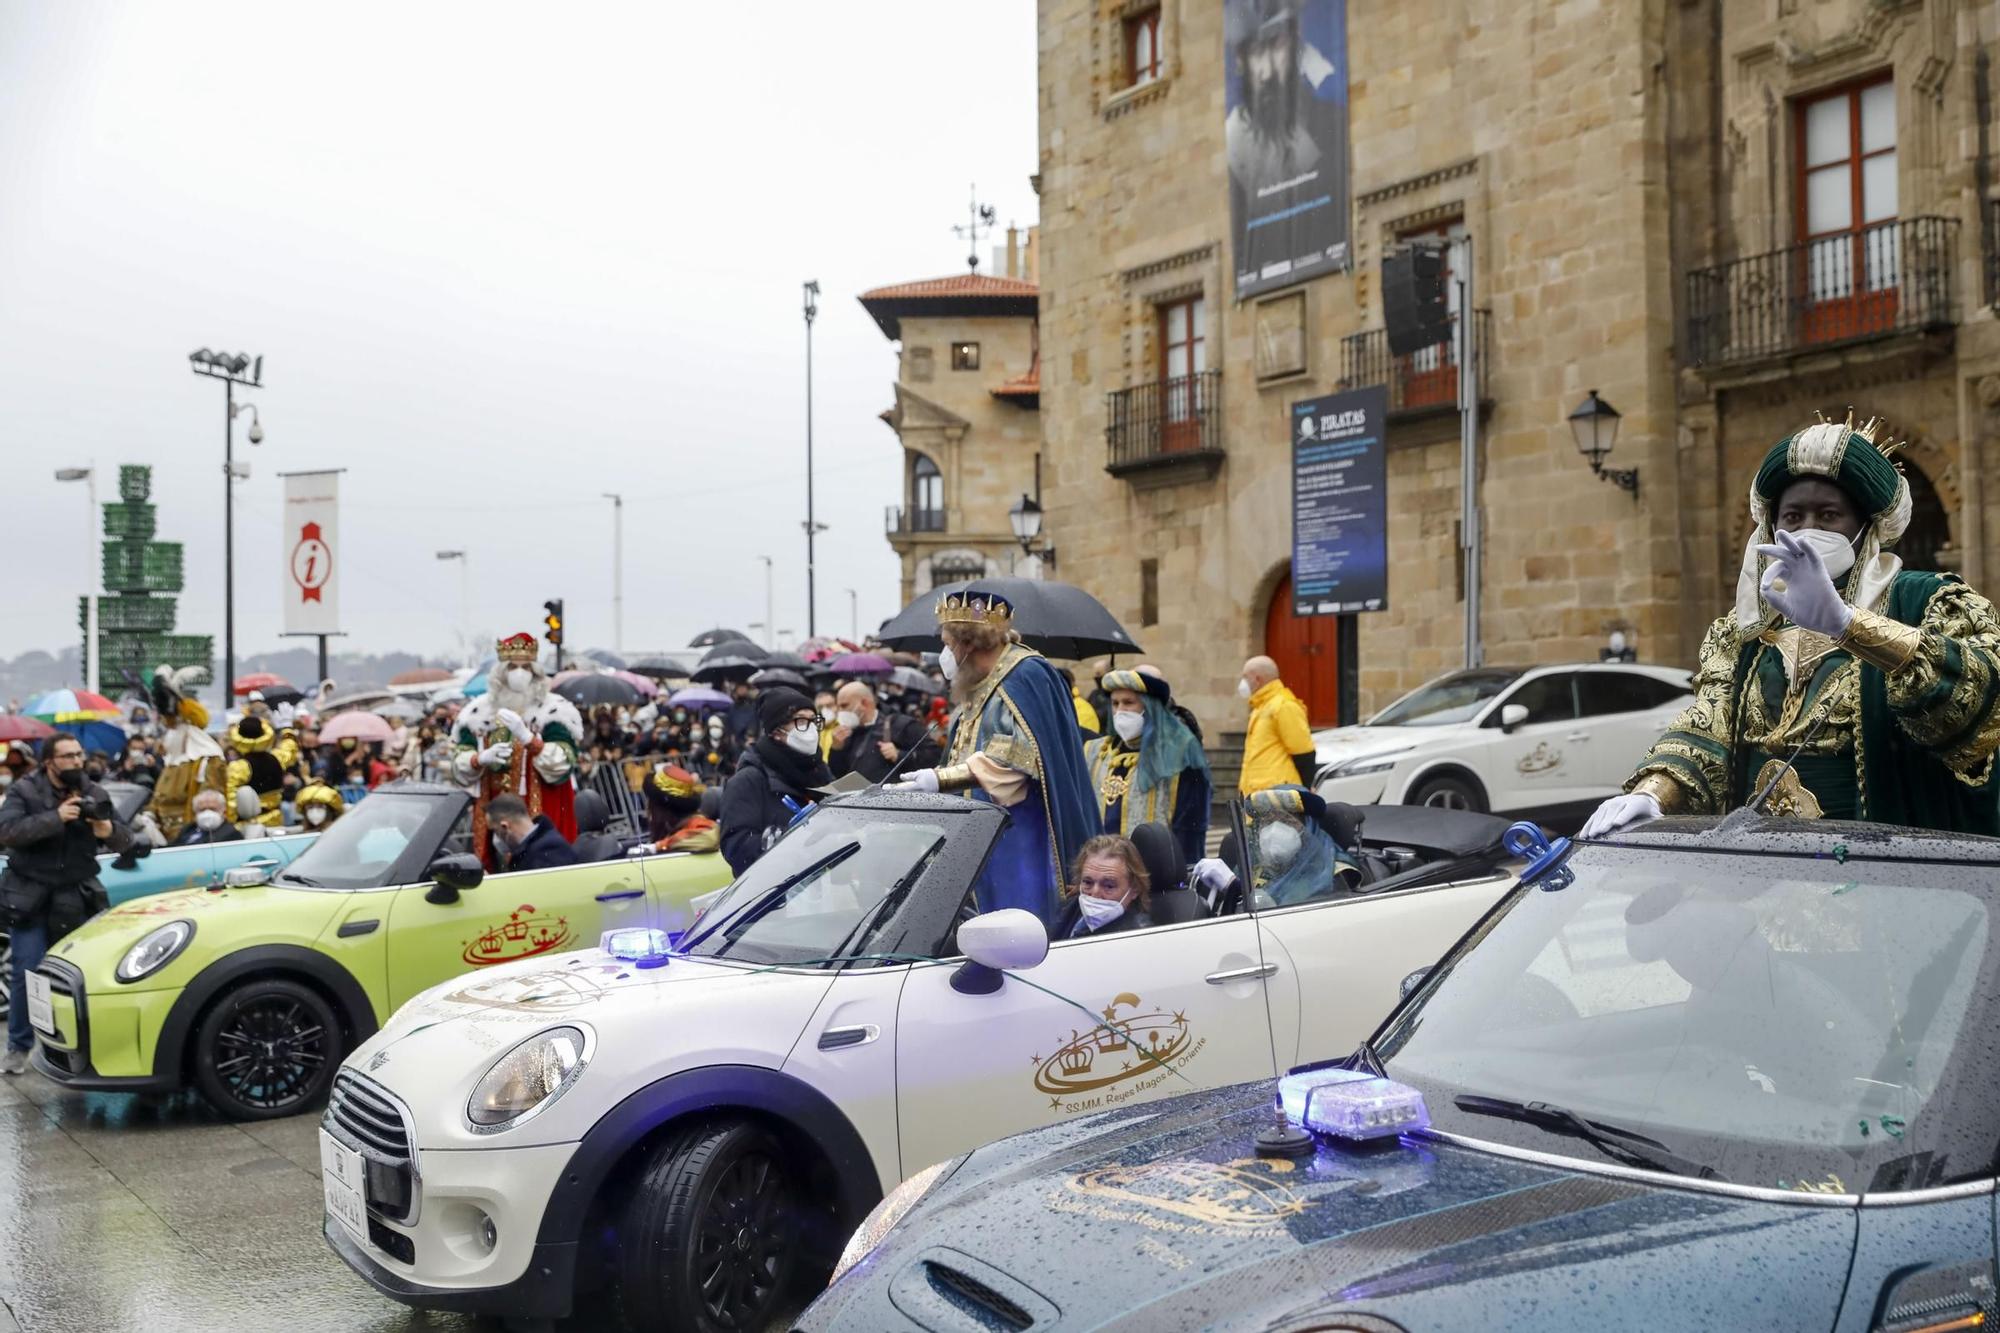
[115,920,195,983]
[1326,752,1409,779]
[829,1156,962,1286]
[466,1026,592,1131]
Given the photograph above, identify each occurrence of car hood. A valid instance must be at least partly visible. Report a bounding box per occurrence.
[347,947,839,1148]
[817,1083,1857,1332]
[45,882,348,990]
[1312,725,1434,766]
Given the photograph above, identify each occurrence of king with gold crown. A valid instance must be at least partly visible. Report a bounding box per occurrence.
[1585,413,2000,838]
[452,633,583,867]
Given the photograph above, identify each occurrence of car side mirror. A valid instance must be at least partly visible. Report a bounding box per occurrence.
[425,853,485,905]
[1400,966,1431,999]
[951,909,1049,995]
[1498,703,1529,733]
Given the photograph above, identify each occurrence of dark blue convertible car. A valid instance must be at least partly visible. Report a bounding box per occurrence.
[801,817,2000,1332]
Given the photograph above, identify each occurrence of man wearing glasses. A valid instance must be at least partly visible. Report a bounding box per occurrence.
[1,735,135,1074]
[719,687,833,876]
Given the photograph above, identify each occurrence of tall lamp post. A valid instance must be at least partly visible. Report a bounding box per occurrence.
[601,493,624,651]
[802,279,824,637]
[756,555,775,649]
[436,550,470,665]
[843,587,858,642]
[188,348,265,694]
[55,466,98,693]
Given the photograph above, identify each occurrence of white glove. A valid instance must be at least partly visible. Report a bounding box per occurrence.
[1579,791,1663,840]
[1190,857,1236,894]
[532,743,573,784]
[478,742,515,771]
[891,768,940,794]
[1756,529,1854,638]
[495,708,531,742]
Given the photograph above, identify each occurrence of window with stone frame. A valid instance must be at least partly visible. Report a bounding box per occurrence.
[1158,294,1206,453]
[1393,218,1466,410]
[950,341,980,371]
[910,454,945,531]
[1123,5,1162,89]
[1794,75,1897,340]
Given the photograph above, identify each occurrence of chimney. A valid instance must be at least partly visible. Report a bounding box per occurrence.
[1006,224,1020,279]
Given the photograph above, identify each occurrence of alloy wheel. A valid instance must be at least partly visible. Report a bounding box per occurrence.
[209,994,328,1112]
[692,1146,794,1328]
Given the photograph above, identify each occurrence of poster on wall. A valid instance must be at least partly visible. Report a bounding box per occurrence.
[1291,385,1387,615]
[1226,0,1351,298]
[280,470,340,635]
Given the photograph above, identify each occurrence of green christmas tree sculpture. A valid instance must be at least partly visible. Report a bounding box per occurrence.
[82,465,214,690]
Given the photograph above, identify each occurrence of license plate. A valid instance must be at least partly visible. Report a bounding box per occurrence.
[25,972,53,1038]
[319,1129,370,1240]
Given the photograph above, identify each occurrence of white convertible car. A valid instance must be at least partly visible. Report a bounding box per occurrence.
[1315,662,1692,828]
[319,789,1518,1332]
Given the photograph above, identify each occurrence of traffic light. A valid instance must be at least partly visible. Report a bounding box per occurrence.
[543,598,564,671]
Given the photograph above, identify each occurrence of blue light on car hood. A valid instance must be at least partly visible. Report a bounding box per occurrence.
[1279,1069,1429,1142]
[599,927,673,969]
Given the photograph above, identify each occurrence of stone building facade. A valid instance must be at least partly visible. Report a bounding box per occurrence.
[1034,0,2000,744]
[861,237,1047,606]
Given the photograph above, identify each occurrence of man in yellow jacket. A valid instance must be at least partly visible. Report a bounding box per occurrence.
[1236,656,1316,795]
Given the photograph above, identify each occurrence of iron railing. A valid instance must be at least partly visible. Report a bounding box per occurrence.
[1685,215,1959,366]
[1105,369,1222,473]
[1338,309,1490,415]
[884,505,946,535]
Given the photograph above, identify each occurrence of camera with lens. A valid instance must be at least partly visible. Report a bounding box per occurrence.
[82,796,114,823]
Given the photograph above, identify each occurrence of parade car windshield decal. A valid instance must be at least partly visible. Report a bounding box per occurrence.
[1033,991,1205,1113]
[461,903,575,966]
[443,965,620,1011]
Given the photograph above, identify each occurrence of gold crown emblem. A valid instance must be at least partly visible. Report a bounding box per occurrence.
[1059,1045,1095,1076]
[934,592,1013,627]
[495,633,538,665]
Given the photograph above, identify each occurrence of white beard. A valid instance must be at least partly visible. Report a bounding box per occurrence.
[488,671,547,719]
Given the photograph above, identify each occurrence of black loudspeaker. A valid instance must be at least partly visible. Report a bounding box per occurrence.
[1382,245,1450,356]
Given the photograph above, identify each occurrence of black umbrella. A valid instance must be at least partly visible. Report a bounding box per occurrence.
[689,628,752,648]
[625,653,691,681]
[699,639,770,666]
[763,649,808,669]
[553,674,644,709]
[876,578,1141,660]
[253,684,307,707]
[577,647,627,671]
[692,653,766,685]
[749,666,809,689]
[889,665,938,695]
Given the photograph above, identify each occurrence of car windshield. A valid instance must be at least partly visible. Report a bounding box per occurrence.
[1367,669,1521,727]
[1378,842,2000,1193]
[274,795,437,890]
[679,806,958,968]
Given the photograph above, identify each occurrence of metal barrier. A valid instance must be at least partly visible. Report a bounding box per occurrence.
[581,763,645,839]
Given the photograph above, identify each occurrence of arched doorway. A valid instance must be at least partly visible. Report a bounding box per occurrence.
[1263,571,1348,726]
[1899,463,1952,572]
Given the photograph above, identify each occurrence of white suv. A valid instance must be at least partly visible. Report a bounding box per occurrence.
[1315,663,1691,827]
[320,790,1517,1331]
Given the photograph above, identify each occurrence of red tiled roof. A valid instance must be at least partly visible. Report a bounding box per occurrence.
[859,273,1037,301]
[857,272,1039,340]
[990,366,1040,397]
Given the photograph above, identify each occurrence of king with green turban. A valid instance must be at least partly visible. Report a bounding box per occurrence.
[1584,413,2000,837]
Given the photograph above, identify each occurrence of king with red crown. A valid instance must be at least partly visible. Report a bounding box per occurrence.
[452,632,583,867]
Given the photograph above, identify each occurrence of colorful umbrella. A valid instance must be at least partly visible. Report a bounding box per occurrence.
[462,672,488,698]
[318,711,395,744]
[26,689,121,723]
[668,685,733,711]
[232,672,292,697]
[828,651,893,676]
[0,715,58,742]
[57,719,126,754]
[610,669,659,697]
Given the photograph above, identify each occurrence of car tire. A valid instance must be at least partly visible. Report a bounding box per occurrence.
[190,977,341,1121]
[1408,773,1486,813]
[613,1119,807,1333]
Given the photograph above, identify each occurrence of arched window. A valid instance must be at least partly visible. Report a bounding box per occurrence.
[911,455,944,531]
[1900,462,1952,572]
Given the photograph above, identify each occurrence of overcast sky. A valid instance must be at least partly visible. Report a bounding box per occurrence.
[0,2,1037,669]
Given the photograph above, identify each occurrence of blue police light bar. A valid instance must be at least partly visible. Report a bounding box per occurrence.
[599,927,674,969]
[1279,1069,1429,1142]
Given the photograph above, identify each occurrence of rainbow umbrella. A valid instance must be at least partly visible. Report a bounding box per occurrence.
[26,689,121,724]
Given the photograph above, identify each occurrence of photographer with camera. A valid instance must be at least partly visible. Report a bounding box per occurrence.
[1,735,133,1074]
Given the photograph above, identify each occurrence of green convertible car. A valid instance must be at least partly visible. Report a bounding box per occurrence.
[26,781,732,1121]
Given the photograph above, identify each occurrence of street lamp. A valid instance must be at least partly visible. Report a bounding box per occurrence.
[802,279,823,637]
[1009,493,1056,572]
[55,466,98,693]
[756,555,775,649]
[436,550,470,665]
[1567,389,1637,500]
[189,346,266,693]
[601,493,624,651]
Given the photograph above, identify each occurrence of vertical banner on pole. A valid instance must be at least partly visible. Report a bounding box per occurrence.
[281,471,340,636]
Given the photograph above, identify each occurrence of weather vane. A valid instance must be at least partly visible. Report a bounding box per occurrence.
[954,184,997,273]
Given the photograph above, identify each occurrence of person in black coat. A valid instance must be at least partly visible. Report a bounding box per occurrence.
[169,790,245,846]
[486,794,579,872]
[826,682,939,785]
[1048,834,1155,940]
[720,687,832,876]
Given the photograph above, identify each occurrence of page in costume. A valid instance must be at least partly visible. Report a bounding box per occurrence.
[1084,668,1212,863]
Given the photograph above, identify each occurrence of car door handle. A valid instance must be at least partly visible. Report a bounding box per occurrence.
[1563,732,1591,742]
[594,888,645,902]
[242,856,279,868]
[1205,963,1278,985]
[817,1024,880,1051]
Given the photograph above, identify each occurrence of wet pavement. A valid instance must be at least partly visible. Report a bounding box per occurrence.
[0,1066,492,1333]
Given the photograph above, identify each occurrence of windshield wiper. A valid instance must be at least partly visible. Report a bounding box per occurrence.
[1452,1094,1720,1181]
[276,871,321,887]
[682,843,862,952]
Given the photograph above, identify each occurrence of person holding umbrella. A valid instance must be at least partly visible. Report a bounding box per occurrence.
[893,590,1097,928]
[720,687,831,875]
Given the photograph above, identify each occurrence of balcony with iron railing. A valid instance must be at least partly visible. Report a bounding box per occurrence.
[1104,369,1223,480]
[885,505,946,536]
[1685,215,1959,369]
[1338,309,1491,418]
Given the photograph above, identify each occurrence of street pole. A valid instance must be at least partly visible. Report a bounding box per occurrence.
[225,377,235,694]
[86,464,98,695]
[1458,239,1482,669]
[844,587,857,642]
[803,279,819,638]
[602,493,624,651]
[757,555,774,649]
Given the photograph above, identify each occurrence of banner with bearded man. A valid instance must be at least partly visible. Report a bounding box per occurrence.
[452,633,582,867]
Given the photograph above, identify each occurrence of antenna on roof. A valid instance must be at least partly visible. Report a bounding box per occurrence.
[953,183,997,273]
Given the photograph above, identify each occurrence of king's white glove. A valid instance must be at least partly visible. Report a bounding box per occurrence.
[1579,791,1663,840]
[1756,529,1854,638]
[495,708,532,743]
[478,742,515,771]
[1190,857,1236,894]
[890,769,940,794]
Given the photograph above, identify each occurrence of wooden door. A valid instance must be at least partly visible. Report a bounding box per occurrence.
[1264,571,1341,727]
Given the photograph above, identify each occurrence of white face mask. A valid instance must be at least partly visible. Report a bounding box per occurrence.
[1078,893,1126,929]
[835,710,861,731]
[938,646,959,681]
[194,809,224,831]
[305,806,329,826]
[1237,678,1253,701]
[1112,711,1146,743]
[1791,527,1860,580]
[1258,822,1302,870]
[504,667,533,692]
[784,726,820,756]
